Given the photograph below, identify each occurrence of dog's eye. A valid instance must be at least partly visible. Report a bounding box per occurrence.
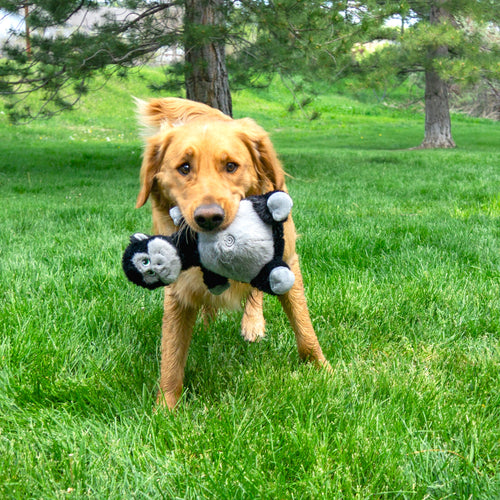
[225,162,239,174]
[177,163,191,176]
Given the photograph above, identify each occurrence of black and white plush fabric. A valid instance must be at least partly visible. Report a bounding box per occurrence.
[122,191,295,296]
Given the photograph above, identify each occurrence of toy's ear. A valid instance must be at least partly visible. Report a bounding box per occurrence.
[130,233,149,243]
[236,118,286,192]
[135,132,172,208]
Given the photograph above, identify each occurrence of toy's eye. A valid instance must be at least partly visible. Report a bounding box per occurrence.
[178,163,191,176]
[226,162,239,173]
[142,258,150,267]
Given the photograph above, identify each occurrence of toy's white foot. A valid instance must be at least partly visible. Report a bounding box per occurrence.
[267,192,293,221]
[269,266,295,295]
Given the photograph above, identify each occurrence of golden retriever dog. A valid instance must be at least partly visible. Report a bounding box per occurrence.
[135,97,329,409]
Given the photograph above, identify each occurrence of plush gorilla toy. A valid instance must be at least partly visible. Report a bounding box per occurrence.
[122,191,295,296]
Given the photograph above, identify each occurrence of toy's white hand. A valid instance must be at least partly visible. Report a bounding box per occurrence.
[267,192,293,221]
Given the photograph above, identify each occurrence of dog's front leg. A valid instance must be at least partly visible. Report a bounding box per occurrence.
[156,287,199,410]
[279,255,330,369]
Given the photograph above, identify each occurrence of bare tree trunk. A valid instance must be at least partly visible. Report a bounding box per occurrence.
[420,65,455,148]
[184,0,232,117]
[419,1,455,149]
[24,4,32,59]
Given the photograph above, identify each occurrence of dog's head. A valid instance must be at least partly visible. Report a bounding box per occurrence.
[135,98,285,233]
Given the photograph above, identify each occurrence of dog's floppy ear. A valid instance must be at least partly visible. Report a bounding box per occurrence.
[236,118,286,191]
[136,132,171,208]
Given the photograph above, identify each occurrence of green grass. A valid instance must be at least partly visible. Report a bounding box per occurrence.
[1,68,499,499]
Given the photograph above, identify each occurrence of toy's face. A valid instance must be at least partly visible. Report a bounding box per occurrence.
[124,235,182,289]
[131,251,162,287]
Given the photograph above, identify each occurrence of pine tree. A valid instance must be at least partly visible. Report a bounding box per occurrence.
[353,0,500,148]
[0,0,232,119]
[228,1,370,99]
[230,1,499,148]
[0,1,365,120]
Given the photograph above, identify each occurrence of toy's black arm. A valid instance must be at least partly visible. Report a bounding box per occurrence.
[247,190,293,223]
[171,227,201,270]
[247,190,292,262]
[247,194,271,224]
[247,191,278,225]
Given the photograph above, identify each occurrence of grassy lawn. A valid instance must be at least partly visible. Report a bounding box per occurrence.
[1,69,499,499]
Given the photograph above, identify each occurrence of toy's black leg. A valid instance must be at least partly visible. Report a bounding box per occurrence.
[251,260,295,296]
[269,265,295,295]
[202,268,230,295]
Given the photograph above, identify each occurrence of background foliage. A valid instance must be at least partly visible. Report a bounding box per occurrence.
[1,68,499,498]
[1,1,498,124]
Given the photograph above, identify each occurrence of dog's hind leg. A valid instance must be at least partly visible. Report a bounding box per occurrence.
[201,305,218,327]
[241,289,266,342]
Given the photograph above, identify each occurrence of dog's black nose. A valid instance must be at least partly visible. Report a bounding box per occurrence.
[194,204,225,231]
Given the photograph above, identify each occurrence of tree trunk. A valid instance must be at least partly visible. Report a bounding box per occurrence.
[420,67,455,148]
[184,0,232,117]
[24,4,32,59]
[419,1,456,149]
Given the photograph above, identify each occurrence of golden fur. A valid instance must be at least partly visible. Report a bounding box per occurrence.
[135,97,329,409]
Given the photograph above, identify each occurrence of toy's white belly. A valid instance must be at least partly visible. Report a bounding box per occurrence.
[198,200,274,283]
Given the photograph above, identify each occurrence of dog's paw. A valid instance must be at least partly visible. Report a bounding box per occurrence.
[241,316,266,342]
